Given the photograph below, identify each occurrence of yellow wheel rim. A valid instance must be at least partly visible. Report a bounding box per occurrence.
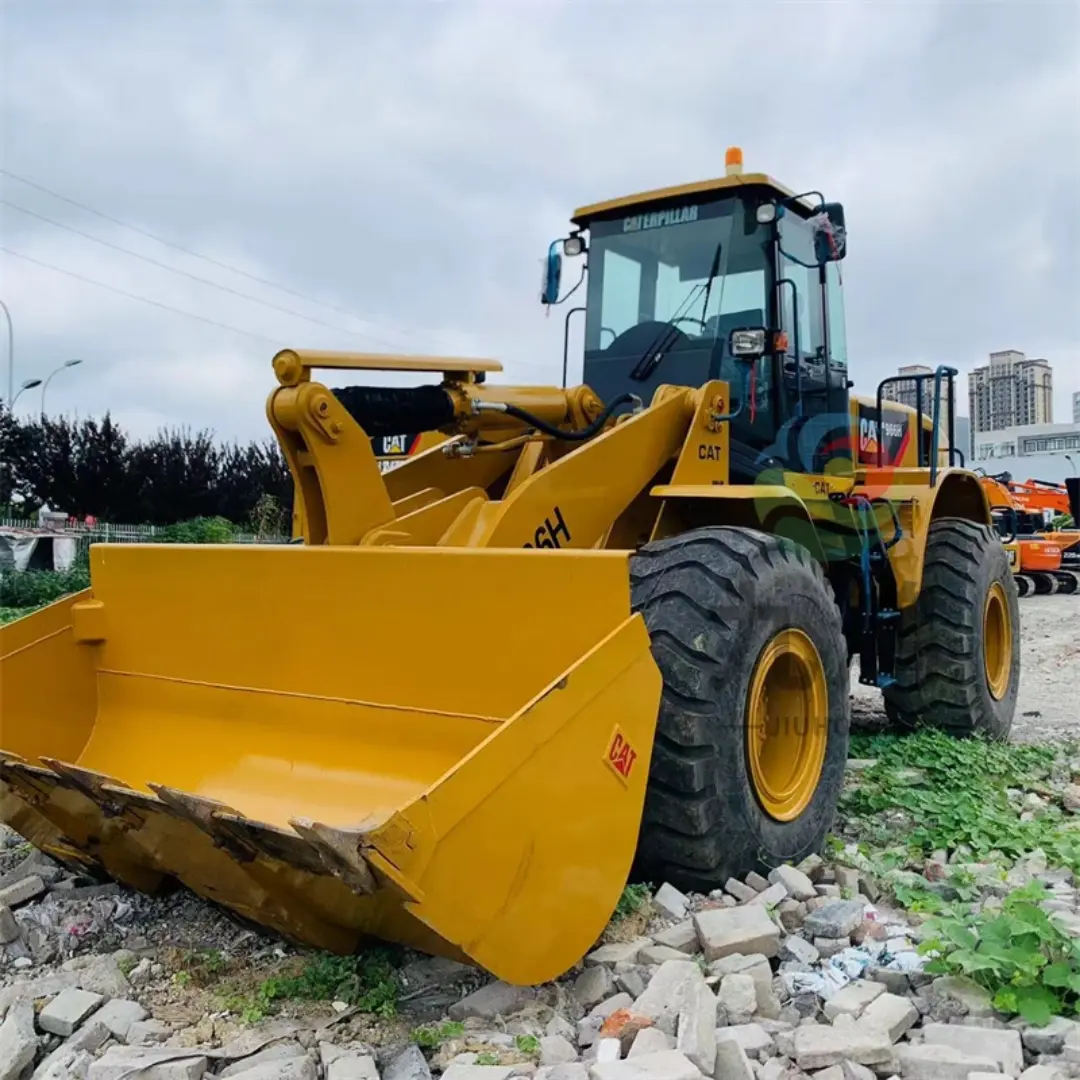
[746,628,829,823]
[983,580,1012,701]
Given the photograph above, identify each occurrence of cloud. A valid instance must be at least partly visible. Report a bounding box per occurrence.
[1,0,1077,445]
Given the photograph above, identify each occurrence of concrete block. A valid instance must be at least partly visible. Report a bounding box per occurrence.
[88,1048,211,1080]
[628,1030,674,1059]
[718,975,756,1026]
[725,880,758,904]
[634,961,702,1035]
[804,902,865,939]
[792,1025,894,1069]
[823,981,885,1021]
[694,908,780,963]
[894,1044,999,1080]
[38,987,105,1037]
[654,884,691,921]
[450,982,537,1021]
[749,884,788,909]
[94,998,149,1041]
[541,1037,580,1066]
[589,940,653,966]
[714,1036,756,1080]
[588,1051,703,1080]
[653,922,700,955]
[768,866,817,902]
[577,967,618,1009]
[857,993,918,1042]
[0,874,45,908]
[712,1025,773,1057]
[328,1055,380,1080]
[676,974,717,1075]
[0,999,39,1080]
[921,1024,1022,1077]
[0,903,19,945]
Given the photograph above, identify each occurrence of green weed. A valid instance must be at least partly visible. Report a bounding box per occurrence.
[475,1053,500,1066]
[919,881,1080,1023]
[842,732,1080,872]
[412,1021,465,1049]
[254,948,400,1018]
[515,1035,540,1056]
[614,883,652,920]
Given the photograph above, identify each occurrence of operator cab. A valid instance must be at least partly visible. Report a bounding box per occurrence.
[543,148,850,481]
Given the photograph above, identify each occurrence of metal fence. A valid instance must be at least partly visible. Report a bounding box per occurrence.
[0,519,289,546]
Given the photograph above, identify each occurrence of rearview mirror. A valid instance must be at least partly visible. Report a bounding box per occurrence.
[540,242,563,305]
[814,202,847,263]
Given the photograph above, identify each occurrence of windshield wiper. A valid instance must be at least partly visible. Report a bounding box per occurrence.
[630,241,723,382]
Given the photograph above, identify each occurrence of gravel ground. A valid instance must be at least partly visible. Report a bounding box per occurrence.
[851,593,1080,743]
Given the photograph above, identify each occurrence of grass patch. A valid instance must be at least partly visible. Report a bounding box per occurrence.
[841,731,1080,873]
[412,1021,465,1049]
[0,606,31,624]
[220,948,401,1024]
[600,882,654,945]
[614,883,652,920]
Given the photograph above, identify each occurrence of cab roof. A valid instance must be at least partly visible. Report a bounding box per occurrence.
[570,172,801,227]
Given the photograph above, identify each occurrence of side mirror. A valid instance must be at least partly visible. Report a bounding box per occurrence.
[540,241,563,306]
[814,202,847,263]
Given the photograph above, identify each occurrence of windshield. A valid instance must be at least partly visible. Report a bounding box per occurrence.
[580,197,770,414]
[583,199,769,355]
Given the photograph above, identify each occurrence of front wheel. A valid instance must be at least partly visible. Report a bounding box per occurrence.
[629,526,850,893]
[883,518,1019,739]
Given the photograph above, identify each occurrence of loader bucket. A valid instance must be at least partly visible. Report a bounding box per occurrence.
[0,544,660,985]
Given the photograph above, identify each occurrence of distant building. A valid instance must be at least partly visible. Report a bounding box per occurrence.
[955,416,971,462]
[972,419,1080,473]
[883,364,955,417]
[969,350,1053,436]
[1073,390,1080,425]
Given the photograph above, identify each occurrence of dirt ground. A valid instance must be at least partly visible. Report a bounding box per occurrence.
[850,593,1080,743]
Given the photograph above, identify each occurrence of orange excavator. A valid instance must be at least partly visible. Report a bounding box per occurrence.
[978,473,1079,595]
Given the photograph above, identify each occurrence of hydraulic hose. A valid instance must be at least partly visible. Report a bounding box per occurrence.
[476,392,641,442]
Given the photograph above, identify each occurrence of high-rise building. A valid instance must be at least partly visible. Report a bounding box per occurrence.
[968,350,1053,436]
[883,364,955,416]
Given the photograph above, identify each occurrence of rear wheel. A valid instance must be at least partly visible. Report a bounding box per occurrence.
[883,518,1019,739]
[629,526,849,893]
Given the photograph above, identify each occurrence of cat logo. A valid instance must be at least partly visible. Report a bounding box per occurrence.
[856,405,909,465]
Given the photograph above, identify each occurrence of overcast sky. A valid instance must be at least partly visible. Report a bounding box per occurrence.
[2,0,1078,445]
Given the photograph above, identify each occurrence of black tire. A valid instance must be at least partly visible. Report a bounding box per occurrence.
[1052,572,1078,595]
[1015,574,1032,598]
[629,526,850,893]
[1030,572,1056,596]
[883,518,1019,739]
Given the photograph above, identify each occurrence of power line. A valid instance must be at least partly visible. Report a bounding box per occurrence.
[0,167,430,344]
[0,246,281,345]
[1,198,400,348]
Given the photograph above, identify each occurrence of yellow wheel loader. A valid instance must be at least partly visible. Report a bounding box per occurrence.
[0,148,1019,987]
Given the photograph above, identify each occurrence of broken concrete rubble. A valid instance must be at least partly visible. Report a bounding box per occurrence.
[694,906,780,963]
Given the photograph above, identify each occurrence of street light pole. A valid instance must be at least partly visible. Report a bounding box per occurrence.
[11,377,42,409]
[0,299,13,409]
[40,358,84,417]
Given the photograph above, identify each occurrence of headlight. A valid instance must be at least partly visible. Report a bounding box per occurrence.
[730,329,767,358]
